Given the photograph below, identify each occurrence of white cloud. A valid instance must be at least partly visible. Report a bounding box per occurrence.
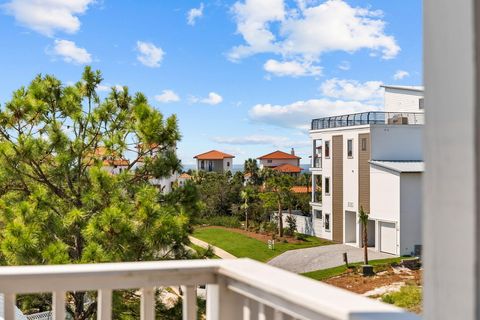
[229,0,399,76]
[136,41,164,68]
[338,60,350,71]
[320,78,383,102]
[97,84,125,92]
[3,0,94,36]
[393,70,410,80]
[191,92,223,105]
[51,39,91,64]
[187,3,204,26]
[211,134,310,148]
[263,59,321,77]
[155,90,180,103]
[249,98,380,130]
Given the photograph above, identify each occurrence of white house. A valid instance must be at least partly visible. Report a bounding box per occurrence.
[308,86,424,255]
[136,144,179,193]
[194,150,234,173]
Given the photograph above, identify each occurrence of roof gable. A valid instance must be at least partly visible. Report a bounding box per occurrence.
[258,150,301,160]
[194,150,235,160]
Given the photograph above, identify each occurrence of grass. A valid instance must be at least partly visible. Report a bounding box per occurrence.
[381,284,422,313]
[301,257,404,281]
[192,227,334,262]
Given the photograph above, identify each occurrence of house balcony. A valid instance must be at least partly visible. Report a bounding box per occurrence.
[311,111,425,131]
[309,156,322,172]
[0,259,418,320]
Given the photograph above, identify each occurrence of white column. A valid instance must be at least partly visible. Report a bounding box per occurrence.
[424,0,479,319]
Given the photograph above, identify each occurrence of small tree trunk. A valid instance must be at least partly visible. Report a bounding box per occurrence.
[278,202,283,237]
[245,209,248,230]
[363,224,368,265]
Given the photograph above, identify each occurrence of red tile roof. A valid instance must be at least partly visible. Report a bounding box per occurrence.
[291,186,311,193]
[258,150,301,160]
[272,163,303,173]
[194,150,235,160]
[179,173,192,179]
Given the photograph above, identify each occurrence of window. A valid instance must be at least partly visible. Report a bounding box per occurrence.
[227,161,230,167]
[325,140,330,158]
[325,177,330,195]
[347,139,353,158]
[315,210,322,219]
[361,138,367,151]
[200,160,205,170]
[324,214,330,231]
[267,159,273,163]
[419,98,424,110]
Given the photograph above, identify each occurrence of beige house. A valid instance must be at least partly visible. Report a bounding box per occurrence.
[194,150,234,173]
[257,149,302,176]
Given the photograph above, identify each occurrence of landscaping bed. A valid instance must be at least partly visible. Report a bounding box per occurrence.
[193,226,334,262]
[303,258,422,313]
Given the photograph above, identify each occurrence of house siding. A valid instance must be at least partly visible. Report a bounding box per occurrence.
[332,135,344,243]
[358,133,371,213]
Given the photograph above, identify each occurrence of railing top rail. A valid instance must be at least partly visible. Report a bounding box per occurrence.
[0,258,420,320]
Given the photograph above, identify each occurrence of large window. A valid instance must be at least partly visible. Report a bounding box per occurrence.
[325,177,330,195]
[313,139,322,168]
[324,140,330,158]
[324,214,330,231]
[347,139,353,158]
[314,210,322,220]
[313,175,322,202]
[361,138,367,151]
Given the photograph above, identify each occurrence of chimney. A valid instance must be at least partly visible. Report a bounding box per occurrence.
[291,148,295,155]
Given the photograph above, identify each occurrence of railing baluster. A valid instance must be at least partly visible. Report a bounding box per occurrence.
[242,298,251,320]
[97,289,112,320]
[4,293,15,320]
[52,291,66,320]
[258,303,266,320]
[273,309,283,320]
[140,287,155,320]
[182,285,197,320]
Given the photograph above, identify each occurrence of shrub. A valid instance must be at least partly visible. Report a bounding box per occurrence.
[294,232,308,241]
[194,216,241,228]
[286,215,297,234]
[381,285,422,313]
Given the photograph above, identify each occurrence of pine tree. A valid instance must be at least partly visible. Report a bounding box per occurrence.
[0,67,192,319]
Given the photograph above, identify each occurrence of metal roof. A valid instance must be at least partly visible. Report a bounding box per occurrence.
[370,160,424,173]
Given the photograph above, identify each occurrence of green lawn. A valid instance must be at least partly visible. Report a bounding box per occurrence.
[192,227,334,262]
[381,284,422,313]
[302,257,404,281]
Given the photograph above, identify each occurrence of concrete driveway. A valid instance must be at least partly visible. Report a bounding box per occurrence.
[267,244,396,273]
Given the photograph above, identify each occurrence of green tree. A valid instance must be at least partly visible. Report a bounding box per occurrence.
[244,158,261,185]
[358,206,370,265]
[0,67,191,319]
[240,186,257,229]
[260,172,294,237]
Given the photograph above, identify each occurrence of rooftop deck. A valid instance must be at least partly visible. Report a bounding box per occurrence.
[0,258,419,320]
[311,111,425,131]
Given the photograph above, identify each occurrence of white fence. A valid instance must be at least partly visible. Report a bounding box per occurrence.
[0,259,418,320]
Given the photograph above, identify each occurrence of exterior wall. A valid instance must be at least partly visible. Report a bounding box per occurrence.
[197,159,229,173]
[332,135,344,243]
[358,133,371,213]
[370,125,423,161]
[223,158,233,172]
[384,88,424,113]
[259,158,299,169]
[399,173,422,256]
[149,172,179,194]
[370,165,401,255]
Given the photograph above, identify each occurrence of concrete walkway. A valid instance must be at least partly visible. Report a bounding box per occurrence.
[268,244,396,273]
[188,236,237,259]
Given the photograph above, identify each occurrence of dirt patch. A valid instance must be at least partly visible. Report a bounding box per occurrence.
[323,266,421,295]
[197,226,304,244]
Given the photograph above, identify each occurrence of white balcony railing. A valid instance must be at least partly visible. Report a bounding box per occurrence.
[0,258,419,320]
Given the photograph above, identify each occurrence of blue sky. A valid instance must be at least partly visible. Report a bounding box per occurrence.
[0,0,422,165]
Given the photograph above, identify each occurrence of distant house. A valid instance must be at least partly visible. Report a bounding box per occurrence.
[178,173,192,187]
[194,150,234,173]
[88,147,129,175]
[257,149,303,176]
[137,143,179,193]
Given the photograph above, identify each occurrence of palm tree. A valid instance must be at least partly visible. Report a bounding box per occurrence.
[264,173,294,237]
[358,206,369,265]
[240,186,255,230]
[244,158,260,185]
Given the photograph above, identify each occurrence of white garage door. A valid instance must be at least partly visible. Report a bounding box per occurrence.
[380,222,397,254]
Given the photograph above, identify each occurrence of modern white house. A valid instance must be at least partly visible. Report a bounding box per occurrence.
[194,150,234,173]
[309,86,424,255]
[257,149,303,176]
